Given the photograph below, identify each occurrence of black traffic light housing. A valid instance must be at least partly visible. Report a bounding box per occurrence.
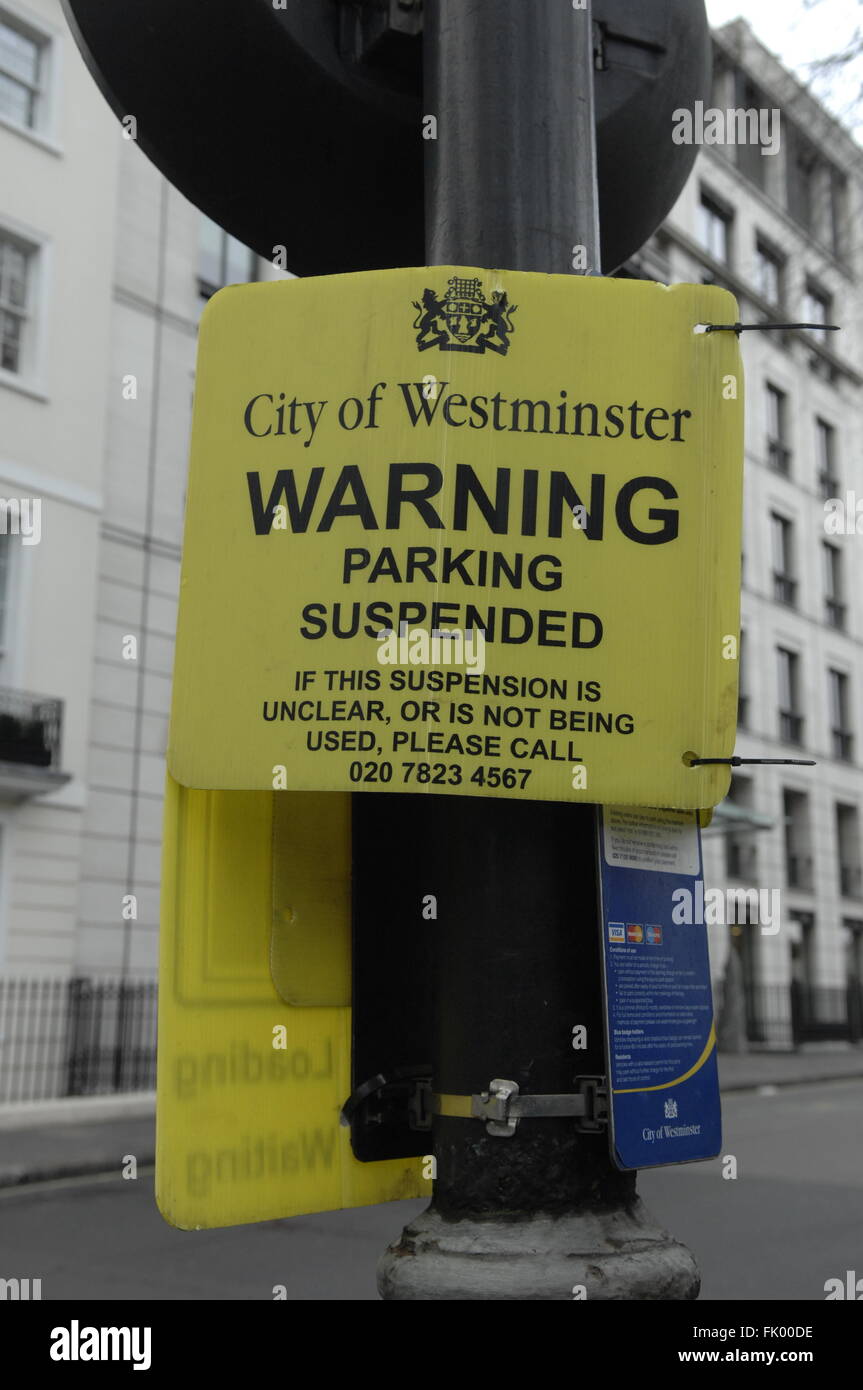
[62,0,710,275]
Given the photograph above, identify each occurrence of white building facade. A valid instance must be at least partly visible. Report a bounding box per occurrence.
[0,9,860,1088]
[0,1,286,1096]
[628,21,863,1045]
[0,0,116,974]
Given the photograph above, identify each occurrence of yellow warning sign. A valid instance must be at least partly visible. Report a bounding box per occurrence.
[155,776,427,1229]
[169,268,743,809]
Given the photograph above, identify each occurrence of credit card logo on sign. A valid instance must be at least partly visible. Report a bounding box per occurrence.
[608,922,625,943]
[645,925,663,945]
[626,923,644,944]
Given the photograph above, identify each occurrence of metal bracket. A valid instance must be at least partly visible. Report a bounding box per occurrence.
[410,1078,434,1132]
[339,0,423,69]
[472,1078,524,1137]
[575,1075,609,1134]
[344,1072,609,1139]
[340,1064,432,1129]
[466,1076,609,1138]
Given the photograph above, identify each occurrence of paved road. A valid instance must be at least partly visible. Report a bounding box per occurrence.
[1,1080,860,1300]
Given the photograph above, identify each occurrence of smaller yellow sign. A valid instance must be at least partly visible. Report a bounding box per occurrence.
[155,775,427,1229]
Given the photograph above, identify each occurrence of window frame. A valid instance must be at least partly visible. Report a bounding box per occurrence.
[828,167,848,261]
[0,1,59,148]
[822,541,845,630]
[787,128,818,234]
[829,667,853,762]
[737,627,748,729]
[770,512,796,607]
[755,238,783,309]
[836,804,862,899]
[0,213,49,399]
[698,191,733,267]
[765,383,791,474]
[0,532,14,664]
[777,646,803,745]
[197,215,258,301]
[783,790,812,889]
[0,508,27,685]
[816,417,838,497]
[803,280,833,345]
[0,229,30,374]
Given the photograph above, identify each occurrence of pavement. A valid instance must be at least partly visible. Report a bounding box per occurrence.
[717,1044,863,1091]
[0,1094,156,1190]
[2,1078,862,1301]
[1,1047,862,1189]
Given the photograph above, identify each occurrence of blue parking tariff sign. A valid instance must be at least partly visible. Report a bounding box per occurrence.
[597,805,722,1170]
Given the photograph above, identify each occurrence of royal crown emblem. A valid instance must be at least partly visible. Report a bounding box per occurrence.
[413,276,518,355]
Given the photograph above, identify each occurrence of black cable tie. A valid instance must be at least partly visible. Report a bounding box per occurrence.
[687,756,817,767]
[339,1064,432,1126]
[702,322,840,337]
[340,1073,387,1126]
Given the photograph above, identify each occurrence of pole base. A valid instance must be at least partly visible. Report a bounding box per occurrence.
[378,1198,700,1301]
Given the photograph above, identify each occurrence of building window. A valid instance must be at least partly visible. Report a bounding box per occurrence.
[844,919,863,1033]
[777,647,803,745]
[726,777,757,880]
[828,168,848,260]
[783,790,812,890]
[198,216,257,299]
[698,194,732,266]
[829,668,853,762]
[771,513,796,606]
[0,229,32,375]
[816,419,839,498]
[822,542,845,630]
[803,282,832,344]
[836,804,862,899]
[0,9,46,132]
[789,914,816,998]
[735,75,769,190]
[787,131,817,234]
[765,384,791,474]
[0,533,12,661]
[755,241,782,308]
[737,628,748,729]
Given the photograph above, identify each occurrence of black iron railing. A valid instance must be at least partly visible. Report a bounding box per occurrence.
[0,977,157,1102]
[1,976,858,1098]
[715,980,863,1048]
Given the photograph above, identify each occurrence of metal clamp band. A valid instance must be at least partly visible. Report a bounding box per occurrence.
[430,1077,608,1138]
[342,1075,609,1138]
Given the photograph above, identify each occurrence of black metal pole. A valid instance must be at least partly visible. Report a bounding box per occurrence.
[423,0,628,1231]
[425,0,601,273]
[378,0,699,1300]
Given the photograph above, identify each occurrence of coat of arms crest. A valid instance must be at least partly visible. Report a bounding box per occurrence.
[412,276,518,355]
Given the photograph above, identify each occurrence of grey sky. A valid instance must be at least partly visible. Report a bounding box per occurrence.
[706,0,863,136]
